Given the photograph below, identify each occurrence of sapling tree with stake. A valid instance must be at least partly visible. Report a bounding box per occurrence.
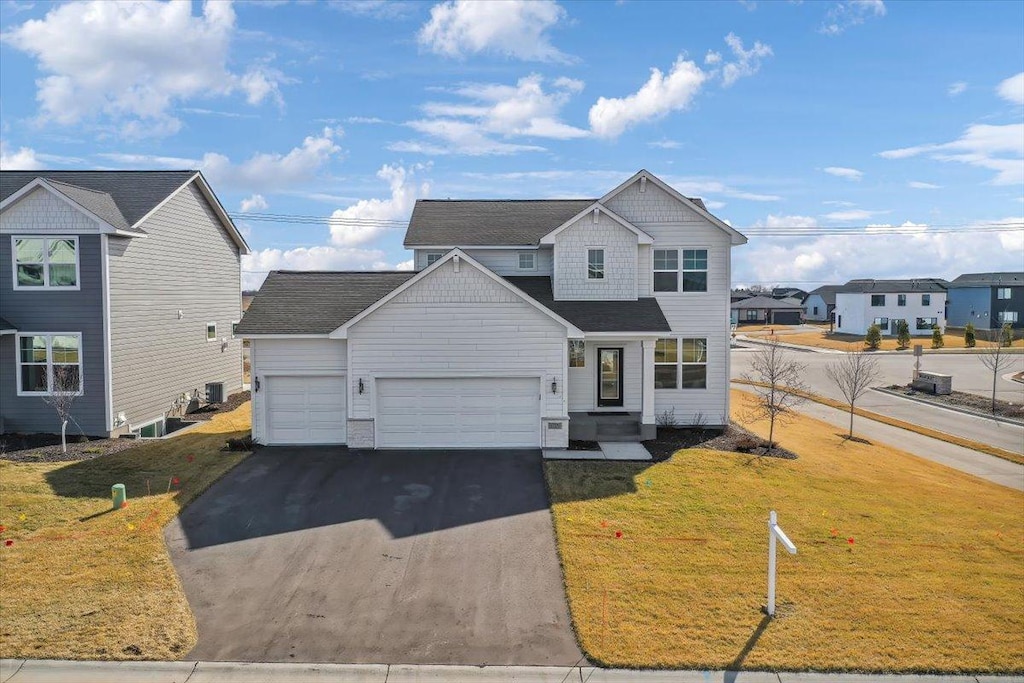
[824,351,881,440]
[42,364,80,453]
[978,327,1018,415]
[741,339,808,455]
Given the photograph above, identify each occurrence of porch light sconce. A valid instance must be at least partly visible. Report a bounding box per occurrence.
[551,378,558,394]
[254,377,260,393]
[358,378,365,394]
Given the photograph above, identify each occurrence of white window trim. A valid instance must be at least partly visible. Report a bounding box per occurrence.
[679,337,708,390]
[568,339,585,368]
[999,311,1019,323]
[679,247,709,294]
[997,288,1012,300]
[11,235,82,291]
[15,332,84,397]
[206,322,218,342]
[922,294,931,306]
[424,252,443,266]
[231,320,240,338]
[517,251,537,271]
[652,248,679,293]
[654,338,678,390]
[587,247,605,281]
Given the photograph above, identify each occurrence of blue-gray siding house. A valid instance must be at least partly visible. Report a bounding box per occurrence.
[946,272,1024,330]
[0,171,250,437]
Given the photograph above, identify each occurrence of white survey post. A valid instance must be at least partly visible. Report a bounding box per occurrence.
[767,510,797,617]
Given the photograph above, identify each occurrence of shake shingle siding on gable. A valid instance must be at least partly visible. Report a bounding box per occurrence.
[0,186,99,235]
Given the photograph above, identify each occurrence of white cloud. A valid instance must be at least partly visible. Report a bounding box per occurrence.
[1,0,288,138]
[346,116,388,124]
[0,141,42,169]
[819,0,886,36]
[997,72,1024,105]
[241,245,388,290]
[879,123,1023,186]
[735,217,1024,286]
[329,163,430,246]
[648,139,683,149]
[908,181,941,189]
[418,0,570,62]
[239,194,269,213]
[823,209,883,221]
[823,166,863,181]
[865,221,929,234]
[704,51,722,66]
[751,214,819,229]
[664,176,782,202]
[329,0,416,19]
[589,56,707,139]
[394,258,415,271]
[720,33,773,87]
[704,200,726,210]
[948,81,967,97]
[392,75,586,155]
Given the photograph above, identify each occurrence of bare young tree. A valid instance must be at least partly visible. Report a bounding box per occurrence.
[824,352,881,440]
[741,340,808,454]
[41,365,80,453]
[978,327,1018,415]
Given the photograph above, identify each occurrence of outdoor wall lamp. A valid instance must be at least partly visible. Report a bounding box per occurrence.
[358,378,365,394]
[551,378,558,394]
[254,377,260,393]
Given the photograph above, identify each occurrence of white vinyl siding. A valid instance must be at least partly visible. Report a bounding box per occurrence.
[567,339,642,412]
[376,377,540,448]
[414,248,553,275]
[0,187,100,236]
[553,212,637,300]
[249,338,347,444]
[835,291,947,336]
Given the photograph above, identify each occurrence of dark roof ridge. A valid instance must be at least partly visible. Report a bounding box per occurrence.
[43,178,112,195]
[1,169,199,173]
[272,270,414,275]
[417,198,599,203]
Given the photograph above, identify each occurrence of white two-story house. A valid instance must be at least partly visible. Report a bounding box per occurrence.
[238,170,746,449]
[833,279,948,337]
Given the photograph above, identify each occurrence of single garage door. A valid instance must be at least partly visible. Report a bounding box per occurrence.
[772,311,802,325]
[266,376,347,445]
[376,377,540,449]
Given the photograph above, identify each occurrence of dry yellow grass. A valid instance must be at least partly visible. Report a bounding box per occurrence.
[743,328,1024,352]
[0,404,251,660]
[730,379,1024,466]
[546,390,1024,673]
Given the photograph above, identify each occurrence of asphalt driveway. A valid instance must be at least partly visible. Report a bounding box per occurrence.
[164,448,584,665]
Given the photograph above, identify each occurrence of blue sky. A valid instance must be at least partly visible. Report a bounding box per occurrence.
[1,0,1021,290]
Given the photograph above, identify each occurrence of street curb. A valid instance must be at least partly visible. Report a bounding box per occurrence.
[872,388,1024,428]
[733,336,842,354]
[0,659,1010,682]
[733,336,1024,356]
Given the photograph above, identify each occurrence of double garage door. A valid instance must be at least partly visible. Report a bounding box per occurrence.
[376,377,540,449]
[264,376,540,448]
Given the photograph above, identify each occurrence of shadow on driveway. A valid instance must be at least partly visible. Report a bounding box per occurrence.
[165,447,601,665]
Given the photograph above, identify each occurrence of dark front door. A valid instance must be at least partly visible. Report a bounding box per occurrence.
[597,347,624,407]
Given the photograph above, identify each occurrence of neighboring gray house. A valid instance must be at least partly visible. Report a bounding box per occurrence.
[803,285,842,322]
[238,170,746,449]
[0,171,249,437]
[946,272,1024,330]
[730,295,803,325]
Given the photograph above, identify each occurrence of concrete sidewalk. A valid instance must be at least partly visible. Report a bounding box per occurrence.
[731,383,1024,491]
[2,660,1018,682]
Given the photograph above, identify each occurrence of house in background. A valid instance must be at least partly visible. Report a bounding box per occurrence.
[772,286,807,301]
[833,278,948,336]
[946,272,1023,331]
[239,170,746,449]
[0,171,248,438]
[803,285,842,323]
[730,295,804,325]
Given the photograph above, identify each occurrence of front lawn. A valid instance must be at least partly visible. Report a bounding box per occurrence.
[743,328,1023,352]
[545,389,1024,673]
[0,403,251,660]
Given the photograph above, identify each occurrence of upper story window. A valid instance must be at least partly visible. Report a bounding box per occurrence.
[922,294,931,306]
[653,249,678,292]
[587,249,605,280]
[682,249,707,292]
[16,333,82,396]
[425,252,443,266]
[517,252,536,271]
[870,294,886,306]
[997,287,1012,300]
[13,237,79,290]
[897,294,907,306]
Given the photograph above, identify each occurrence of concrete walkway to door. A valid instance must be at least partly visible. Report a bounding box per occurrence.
[165,447,584,665]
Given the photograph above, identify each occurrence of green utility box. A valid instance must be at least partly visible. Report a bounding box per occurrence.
[112,484,126,509]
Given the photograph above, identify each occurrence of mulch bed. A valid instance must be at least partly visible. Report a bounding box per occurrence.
[887,384,1024,421]
[0,434,140,463]
[177,391,250,422]
[643,423,798,462]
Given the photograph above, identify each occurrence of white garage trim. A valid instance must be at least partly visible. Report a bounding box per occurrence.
[374,376,542,449]
[261,372,347,445]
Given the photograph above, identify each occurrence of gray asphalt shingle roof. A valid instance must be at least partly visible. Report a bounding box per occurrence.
[1,170,196,227]
[0,316,16,332]
[837,278,948,293]
[731,295,805,310]
[505,276,671,332]
[234,271,416,335]
[43,179,135,232]
[949,272,1024,286]
[805,285,843,305]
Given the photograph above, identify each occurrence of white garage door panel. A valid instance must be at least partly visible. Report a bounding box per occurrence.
[376,377,540,448]
[266,376,346,445]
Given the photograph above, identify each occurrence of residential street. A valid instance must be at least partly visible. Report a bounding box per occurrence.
[731,347,1024,454]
